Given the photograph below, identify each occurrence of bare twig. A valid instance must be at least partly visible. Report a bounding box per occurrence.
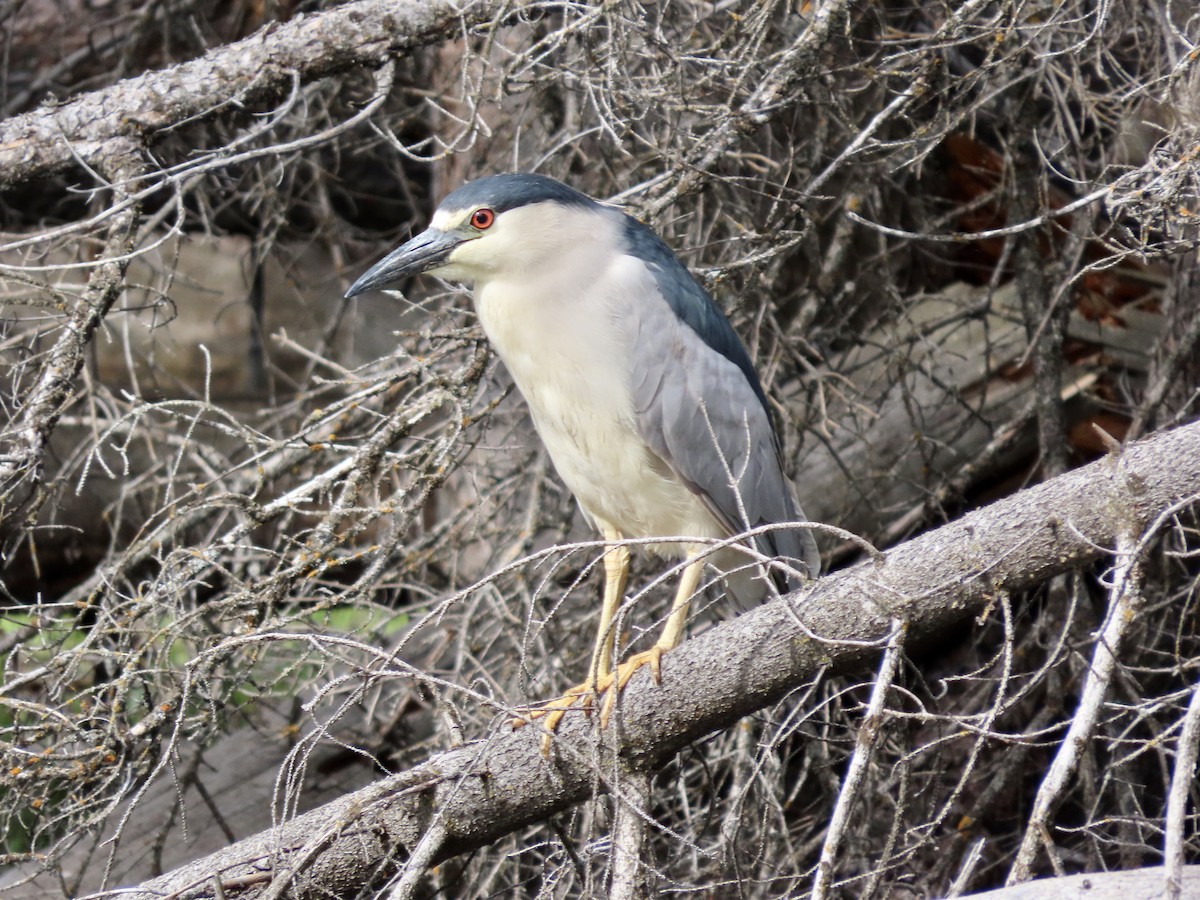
[0,0,515,189]
[0,142,145,519]
[1164,678,1200,900]
[1007,520,1147,884]
[609,769,653,900]
[811,618,906,900]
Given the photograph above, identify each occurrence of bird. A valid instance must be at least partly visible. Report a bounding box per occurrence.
[345,173,819,743]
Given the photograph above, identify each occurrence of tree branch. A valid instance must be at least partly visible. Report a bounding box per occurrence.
[954,865,1200,900]
[0,0,512,190]
[1008,519,1146,884]
[109,419,1200,900]
[1164,676,1200,900]
[811,618,905,899]
[0,142,145,517]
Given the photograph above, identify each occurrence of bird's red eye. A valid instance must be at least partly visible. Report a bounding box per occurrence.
[471,208,495,230]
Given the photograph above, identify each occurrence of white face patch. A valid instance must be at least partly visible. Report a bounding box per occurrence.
[431,208,473,231]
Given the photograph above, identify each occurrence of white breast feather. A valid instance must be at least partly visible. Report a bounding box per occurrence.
[474,251,726,556]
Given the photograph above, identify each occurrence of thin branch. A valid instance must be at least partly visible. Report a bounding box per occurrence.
[811,618,906,900]
[1164,677,1200,900]
[1007,515,1147,884]
[0,141,145,519]
[609,769,653,900]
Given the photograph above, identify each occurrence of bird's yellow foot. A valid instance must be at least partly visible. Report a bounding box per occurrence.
[514,646,667,755]
[597,646,664,727]
[512,682,597,756]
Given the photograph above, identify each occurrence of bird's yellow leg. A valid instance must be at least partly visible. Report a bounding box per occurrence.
[590,528,629,683]
[599,556,704,727]
[514,527,629,749]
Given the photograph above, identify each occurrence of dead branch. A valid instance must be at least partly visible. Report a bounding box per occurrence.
[1165,679,1200,900]
[0,0,510,190]
[811,619,905,899]
[1008,520,1147,883]
[106,419,1200,900]
[953,865,1200,900]
[0,142,145,518]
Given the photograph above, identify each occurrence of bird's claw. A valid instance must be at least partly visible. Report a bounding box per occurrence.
[599,646,664,727]
[512,682,599,755]
[514,646,668,755]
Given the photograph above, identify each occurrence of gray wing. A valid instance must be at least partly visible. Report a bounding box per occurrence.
[621,233,819,583]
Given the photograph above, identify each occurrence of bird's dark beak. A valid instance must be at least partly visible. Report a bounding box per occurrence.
[344,227,464,297]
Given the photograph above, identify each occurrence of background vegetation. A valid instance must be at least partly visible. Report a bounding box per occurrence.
[1,0,1199,897]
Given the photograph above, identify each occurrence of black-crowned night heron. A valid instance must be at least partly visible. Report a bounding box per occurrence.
[346,174,818,740]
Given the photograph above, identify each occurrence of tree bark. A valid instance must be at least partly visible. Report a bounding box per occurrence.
[0,0,508,189]
[111,419,1200,900]
[948,865,1200,900]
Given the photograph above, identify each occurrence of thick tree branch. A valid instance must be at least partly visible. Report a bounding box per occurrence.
[955,865,1200,900]
[113,419,1200,900]
[0,0,512,190]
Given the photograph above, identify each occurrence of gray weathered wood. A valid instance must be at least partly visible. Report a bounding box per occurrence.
[0,0,507,189]
[98,419,1200,900]
[951,865,1200,900]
